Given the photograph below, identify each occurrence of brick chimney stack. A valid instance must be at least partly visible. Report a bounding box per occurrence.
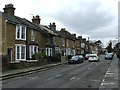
[78,36,82,39]
[49,22,56,31]
[61,28,66,31]
[32,15,41,25]
[72,34,76,38]
[3,4,15,16]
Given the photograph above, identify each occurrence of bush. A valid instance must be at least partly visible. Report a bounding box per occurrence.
[32,54,36,59]
[47,54,61,63]
[68,55,72,59]
[32,51,47,60]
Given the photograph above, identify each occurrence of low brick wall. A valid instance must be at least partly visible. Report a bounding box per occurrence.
[61,56,68,63]
[9,59,48,69]
[2,55,9,71]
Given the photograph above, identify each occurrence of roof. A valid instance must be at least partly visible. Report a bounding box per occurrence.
[1,11,58,36]
[59,30,75,40]
[40,25,58,36]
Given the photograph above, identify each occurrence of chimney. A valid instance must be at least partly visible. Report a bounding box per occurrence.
[49,22,56,31]
[32,15,41,25]
[60,28,66,32]
[3,4,15,16]
[72,34,76,38]
[78,36,82,39]
[52,22,56,31]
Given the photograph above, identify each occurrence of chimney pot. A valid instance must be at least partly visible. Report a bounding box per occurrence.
[32,15,41,25]
[3,4,15,16]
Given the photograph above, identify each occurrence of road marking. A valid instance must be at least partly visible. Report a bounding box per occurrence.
[70,76,76,80]
[90,79,100,82]
[70,76,80,80]
[88,68,91,69]
[45,74,63,81]
[101,82,115,86]
[28,77,38,80]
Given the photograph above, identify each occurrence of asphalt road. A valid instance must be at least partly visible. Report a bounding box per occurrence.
[2,55,113,89]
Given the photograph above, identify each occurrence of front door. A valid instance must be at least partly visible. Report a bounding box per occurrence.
[8,48,12,62]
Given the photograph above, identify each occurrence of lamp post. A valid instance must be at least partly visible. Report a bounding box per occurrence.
[88,37,90,53]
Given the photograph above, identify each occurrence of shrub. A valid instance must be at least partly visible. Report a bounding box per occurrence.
[68,55,72,59]
[31,51,47,60]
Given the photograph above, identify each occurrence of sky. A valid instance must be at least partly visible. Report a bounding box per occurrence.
[0,0,119,47]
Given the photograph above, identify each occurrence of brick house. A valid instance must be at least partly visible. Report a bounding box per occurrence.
[59,28,75,56]
[1,4,58,70]
[75,36,82,55]
[48,22,62,55]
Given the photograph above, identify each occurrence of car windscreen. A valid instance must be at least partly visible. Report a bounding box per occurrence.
[71,56,79,60]
[89,56,97,57]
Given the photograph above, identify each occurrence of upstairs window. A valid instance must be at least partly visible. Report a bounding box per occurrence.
[16,25,26,40]
[31,30,35,41]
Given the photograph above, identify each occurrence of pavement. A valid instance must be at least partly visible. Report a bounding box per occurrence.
[99,54,119,89]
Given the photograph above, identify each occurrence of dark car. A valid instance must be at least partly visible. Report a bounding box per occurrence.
[105,53,113,60]
[68,55,83,64]
[78,55,84,60]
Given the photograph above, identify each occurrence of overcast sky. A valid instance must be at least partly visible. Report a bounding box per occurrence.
[0,0,119,47]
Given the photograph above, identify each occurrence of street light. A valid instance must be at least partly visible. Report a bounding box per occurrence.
[88,37,90,53]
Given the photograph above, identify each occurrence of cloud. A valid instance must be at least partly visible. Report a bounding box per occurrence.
[54,1,115,32]
[0,0,118,45]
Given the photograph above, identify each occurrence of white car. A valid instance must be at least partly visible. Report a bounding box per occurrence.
[88,54,99,62]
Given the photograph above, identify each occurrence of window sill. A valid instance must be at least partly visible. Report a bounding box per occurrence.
[27,60,38,62]
[16,39,26,41]
[31,40,35,42]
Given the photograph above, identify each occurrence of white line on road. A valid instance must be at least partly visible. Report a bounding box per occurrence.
[28,77,38,80]
[101,82,115,86]
[45,74,63,81]
[90,79,101,82]
[70,76,80,80]
[70,76,76,80]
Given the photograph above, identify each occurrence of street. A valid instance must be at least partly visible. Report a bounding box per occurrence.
[2,55,118,89]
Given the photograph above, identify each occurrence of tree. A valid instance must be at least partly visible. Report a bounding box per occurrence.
[106,41,113,53]
[94,40,102,47]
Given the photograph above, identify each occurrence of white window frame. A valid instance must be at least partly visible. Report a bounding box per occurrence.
[31,30,35,41]
[81,43,85,48]
[16,25,26,40]
[15,44,26,61]
[29,45,38,58]
[66,39,69,47]
[46,48,52,56]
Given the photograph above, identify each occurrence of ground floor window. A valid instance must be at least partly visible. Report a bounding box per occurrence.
[16,44,26,61]
[46,48,52,56]
[81,50,84,54]
[29,45,38,58]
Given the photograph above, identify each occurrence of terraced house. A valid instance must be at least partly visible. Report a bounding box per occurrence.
[1,4,57,70]
[1,4,100,70]
[59,28,76,56]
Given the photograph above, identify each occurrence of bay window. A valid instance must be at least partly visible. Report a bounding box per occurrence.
[16,44,26,61]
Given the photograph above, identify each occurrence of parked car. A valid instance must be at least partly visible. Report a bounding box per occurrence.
[84,54,91,60]
[68,55,83,64]
[105,53,113,60]
[88,54,99,62]
[77,55,84,60]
